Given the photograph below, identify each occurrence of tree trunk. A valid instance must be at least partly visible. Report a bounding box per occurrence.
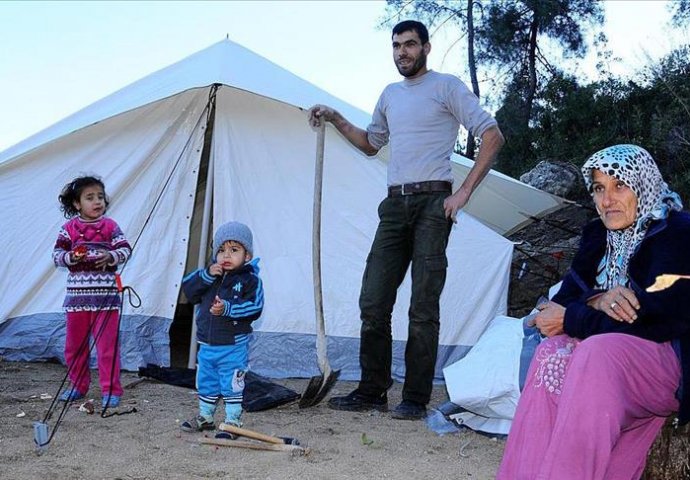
[465,0,479,159]
[525,17,539,127]
[642,417,690,479]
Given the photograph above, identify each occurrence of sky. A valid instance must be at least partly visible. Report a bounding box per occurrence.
[0,0,687,153]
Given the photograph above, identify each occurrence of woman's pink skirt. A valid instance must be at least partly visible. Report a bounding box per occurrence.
[496,333,680,480]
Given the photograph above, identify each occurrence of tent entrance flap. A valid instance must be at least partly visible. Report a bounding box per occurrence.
[172,85,220,369]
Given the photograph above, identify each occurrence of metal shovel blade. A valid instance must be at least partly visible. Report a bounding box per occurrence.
[299,368,340,408]
[33,421,49,454]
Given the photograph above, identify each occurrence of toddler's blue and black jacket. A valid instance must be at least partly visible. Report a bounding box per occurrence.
[182,258,263,345]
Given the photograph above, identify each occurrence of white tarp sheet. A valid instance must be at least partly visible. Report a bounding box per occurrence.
[443,315,524,434]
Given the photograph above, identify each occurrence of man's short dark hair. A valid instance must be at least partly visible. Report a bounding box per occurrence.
[392,20,429,45]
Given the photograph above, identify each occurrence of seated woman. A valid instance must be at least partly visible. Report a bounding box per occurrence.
[496,144,690,480]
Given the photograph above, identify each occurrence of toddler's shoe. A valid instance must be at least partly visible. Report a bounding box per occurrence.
[59,388,86,402]
[215,420,241,440]
[180,415,215,433]
[102,394,121,408]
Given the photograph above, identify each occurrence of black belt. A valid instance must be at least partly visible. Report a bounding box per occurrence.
[388,181,452,197]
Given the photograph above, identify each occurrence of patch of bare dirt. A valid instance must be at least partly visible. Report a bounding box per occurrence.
[0,360,504,480]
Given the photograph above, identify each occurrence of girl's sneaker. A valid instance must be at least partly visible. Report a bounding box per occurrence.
[59,388,85,402]
[102,394,120,408]
[180,415,215,432]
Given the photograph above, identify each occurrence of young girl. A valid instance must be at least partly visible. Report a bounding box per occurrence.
[53,176,132,408]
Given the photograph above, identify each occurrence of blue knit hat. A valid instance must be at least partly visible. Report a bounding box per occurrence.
[213,221,253,257]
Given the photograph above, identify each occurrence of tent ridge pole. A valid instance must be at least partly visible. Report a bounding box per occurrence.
[187,85,219,369]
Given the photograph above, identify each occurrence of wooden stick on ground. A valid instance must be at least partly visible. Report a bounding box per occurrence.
[218,423,296,445]
[199,437,309,455]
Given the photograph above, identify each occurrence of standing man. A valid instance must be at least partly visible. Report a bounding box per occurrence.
[308,20,504,420]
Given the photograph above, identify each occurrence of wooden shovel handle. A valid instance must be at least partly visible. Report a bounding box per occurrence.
[312,122,330,375]
[218,423,284,444]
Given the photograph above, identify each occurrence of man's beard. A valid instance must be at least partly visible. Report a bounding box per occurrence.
[395,52,427,77]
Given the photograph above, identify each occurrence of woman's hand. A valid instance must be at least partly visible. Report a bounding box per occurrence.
[530,301,566,337]
[588,286,639,323]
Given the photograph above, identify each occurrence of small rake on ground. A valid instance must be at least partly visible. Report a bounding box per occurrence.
[299,121,340,408]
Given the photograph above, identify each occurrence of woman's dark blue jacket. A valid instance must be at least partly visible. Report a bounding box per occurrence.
[552,211,690,425]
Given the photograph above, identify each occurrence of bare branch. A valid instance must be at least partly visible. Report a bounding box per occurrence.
[378,0,417,28]
[440,36,465,69]
[430,11,463,38]
[535,46,558,76]
[641,49,690,121]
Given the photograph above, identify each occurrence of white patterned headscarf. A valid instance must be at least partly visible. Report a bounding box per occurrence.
[581,144,683,289]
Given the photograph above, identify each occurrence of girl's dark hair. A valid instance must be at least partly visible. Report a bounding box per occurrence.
[58,176,109,218]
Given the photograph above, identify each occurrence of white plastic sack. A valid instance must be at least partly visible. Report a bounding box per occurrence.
[442,315,524,435]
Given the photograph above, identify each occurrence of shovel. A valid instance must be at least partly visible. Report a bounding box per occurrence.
[33,421,50,454]
[299,121,340,408]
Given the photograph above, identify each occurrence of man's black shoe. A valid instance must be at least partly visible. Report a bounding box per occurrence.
[390,400,427,420]
[328,389,388,412]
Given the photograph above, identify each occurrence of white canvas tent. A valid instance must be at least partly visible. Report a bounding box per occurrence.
[0,39,564,381]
